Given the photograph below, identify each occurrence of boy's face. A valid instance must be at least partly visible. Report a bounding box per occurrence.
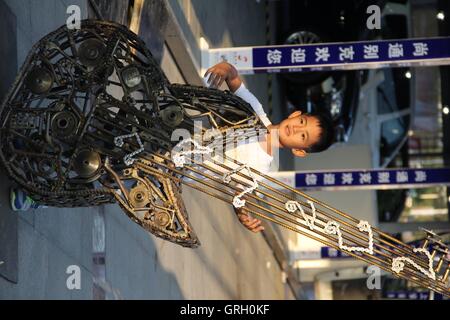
[278,111,322,157]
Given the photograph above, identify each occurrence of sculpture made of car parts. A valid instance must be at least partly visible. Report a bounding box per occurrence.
[0,20,262,248]
[1,20,449,296]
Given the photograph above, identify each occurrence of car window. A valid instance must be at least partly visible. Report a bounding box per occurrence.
[377,68,411,114]
[382,14,408,39]
[380,115,410,159]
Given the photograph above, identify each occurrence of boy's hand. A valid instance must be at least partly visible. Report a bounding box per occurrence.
[204,62,241,92]
[235,207,265,233]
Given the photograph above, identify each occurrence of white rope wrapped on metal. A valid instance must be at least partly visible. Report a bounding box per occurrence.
[285,200,317,230]
[324,220,374,255]
[114,132,144,165]
[222,164,259,208]
[392,248,436,280]
[171,138,213,168]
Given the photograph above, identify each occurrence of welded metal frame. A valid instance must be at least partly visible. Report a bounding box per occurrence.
[0,20,261,248]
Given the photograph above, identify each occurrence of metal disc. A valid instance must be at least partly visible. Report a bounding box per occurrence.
[129,185,150,208]
[51,110,78,138]
[160,105,184,127]
[73,150,101,178]
[25,67,53,94]
[78,38,105,68]
[121,65,142,89]
[154,211,171,228]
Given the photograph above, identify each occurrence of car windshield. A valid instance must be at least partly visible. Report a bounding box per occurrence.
[377,66,411,164]
[377,68,411,114]
[380,115,410,161]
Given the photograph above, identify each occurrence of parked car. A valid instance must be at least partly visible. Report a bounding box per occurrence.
[372,1,414,222]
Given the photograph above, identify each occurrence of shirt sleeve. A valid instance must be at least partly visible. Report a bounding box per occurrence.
[233,83,272,128]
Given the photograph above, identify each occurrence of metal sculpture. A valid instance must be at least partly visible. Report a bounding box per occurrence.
[0,20,448,297]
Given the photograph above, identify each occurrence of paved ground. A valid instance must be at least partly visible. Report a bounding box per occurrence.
[0,0,293,300]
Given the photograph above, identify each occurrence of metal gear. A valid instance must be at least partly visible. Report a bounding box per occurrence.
[51,110,79,140]
[129,185,150,208]
[78,38,106,68]
[154,211,171,228]
[160,105,184,127]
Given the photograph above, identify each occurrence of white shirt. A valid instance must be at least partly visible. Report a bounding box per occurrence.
[226,83,273,176]
[210,82,273,182]
[183,80,273,184]
[233,83,272,129]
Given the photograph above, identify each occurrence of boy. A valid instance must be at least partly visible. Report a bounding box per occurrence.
[203,61,334,233]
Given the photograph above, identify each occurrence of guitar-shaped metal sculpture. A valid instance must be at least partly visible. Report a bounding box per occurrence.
[0,20,448,297]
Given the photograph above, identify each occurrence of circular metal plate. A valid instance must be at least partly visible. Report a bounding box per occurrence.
[51,110,78,138]
[78,38,106,68]
[25,67,53,94]
[154,211,171,228]
[129,185,150,208]
[73,149,101,178]
[160,105,184,127]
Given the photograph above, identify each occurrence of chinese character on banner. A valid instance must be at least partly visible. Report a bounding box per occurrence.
[339,46,355,61]
[305,173,318,186]
[396,171,409,183]
[388,43,404,58]
[414,170,427,182]
[291,48,306,63]
[323,173,336,185]
[409,292,418,300]
[315,47,330,62]
[364,45,379,59]
[412,42,429,56]
[398,292,407,299]
[359,172,372,184]
[267,49,282,64]
[329,248,339,257]
[418,292,429,300]
[377,172,390,184]
[342,173,353,185]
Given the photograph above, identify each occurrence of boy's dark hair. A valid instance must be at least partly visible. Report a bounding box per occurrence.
[305,111,335,153]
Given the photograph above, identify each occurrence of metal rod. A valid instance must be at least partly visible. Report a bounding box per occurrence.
[88,0,104,21]
[178,174,448,295]
[187,156,433,268]
[143,156,449,295]
[148,148,434,272]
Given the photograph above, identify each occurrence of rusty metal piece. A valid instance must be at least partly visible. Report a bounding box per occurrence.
[51,110,79,140]
[160,105,184,127]
[121,65,142,89]
[73,149,102,178]
[129,184,150,208]
[25,67,53,94]
[154,211,171,228]
[78,38,106,67]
